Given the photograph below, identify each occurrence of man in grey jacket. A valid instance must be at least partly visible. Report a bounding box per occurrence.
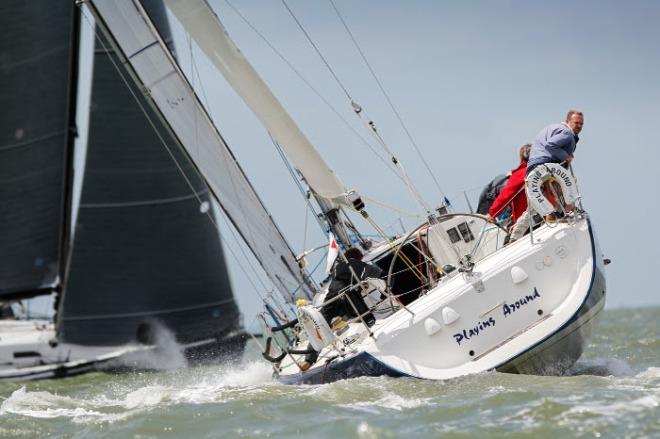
[527,110,584,175]
[518,110,584,226]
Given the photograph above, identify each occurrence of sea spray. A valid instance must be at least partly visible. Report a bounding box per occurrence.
[0,308,658,437]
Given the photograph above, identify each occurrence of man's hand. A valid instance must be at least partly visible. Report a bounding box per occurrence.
[485,214,496,224]
[567,154,574,163]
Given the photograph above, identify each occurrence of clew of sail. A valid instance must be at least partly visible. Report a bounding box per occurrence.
[85,0,311,299]
[164,0,363,211]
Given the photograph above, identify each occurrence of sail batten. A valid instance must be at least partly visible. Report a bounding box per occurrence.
[85,0,310,298]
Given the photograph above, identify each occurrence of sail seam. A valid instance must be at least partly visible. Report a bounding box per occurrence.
[128,40,159,59]
[61,298,235,321]
[0,130,67,151]
[80,189,208,208]
[0,45,67,70]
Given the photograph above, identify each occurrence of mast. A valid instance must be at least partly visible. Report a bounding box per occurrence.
[164,0,369,249]
[55,3,82,308]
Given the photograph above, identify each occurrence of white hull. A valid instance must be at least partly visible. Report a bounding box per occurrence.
[277,216,605,383]
[0,320,151,380]
[0,321,153,381]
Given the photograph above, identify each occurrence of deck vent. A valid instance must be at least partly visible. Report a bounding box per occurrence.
[424,318,442,336]
[442,307,460,325]
[510,266,528,284]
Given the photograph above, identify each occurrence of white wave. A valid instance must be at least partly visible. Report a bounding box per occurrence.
[562,393,660,424]
[207,360,275,387]
[0,387,133,424]
[0,360,276,425]
[568,357,633,377]
[123,385,167,409]
[609,366,660,392]
[636,367,660,380]
[113,322,187,371]
[340,394,431,412]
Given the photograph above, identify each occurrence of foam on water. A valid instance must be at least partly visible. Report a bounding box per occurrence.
[563,393,659,419]
[340,394,431,412]
[0,308,657,436]
[112,322,187,371]
[636,366,660,381]
[123,385,167,409]
[0,360,276,425]
[568,357,634,377]
[0,387,133,424]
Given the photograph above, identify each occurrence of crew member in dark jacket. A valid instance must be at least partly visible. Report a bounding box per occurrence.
[300,247,383,370]
[321,246,383,327]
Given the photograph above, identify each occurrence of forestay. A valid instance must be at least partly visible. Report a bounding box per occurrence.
[86,0,310,299]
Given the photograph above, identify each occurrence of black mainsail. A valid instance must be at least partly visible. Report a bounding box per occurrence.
[1,0,243,365]
[85,0,313,301]
[0,1,77,301]
[59,3,242,351]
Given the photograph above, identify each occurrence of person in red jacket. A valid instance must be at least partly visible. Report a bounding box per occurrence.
[487,144,531,225]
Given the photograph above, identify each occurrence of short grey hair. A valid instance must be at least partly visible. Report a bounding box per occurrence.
[566,109,584,120]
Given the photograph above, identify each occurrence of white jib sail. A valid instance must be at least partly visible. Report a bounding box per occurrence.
[87,0,309,298]
[164,0,355,207]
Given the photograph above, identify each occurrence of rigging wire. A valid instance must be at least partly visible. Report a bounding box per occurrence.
[302,197,309,254]
[362,215,426,282]
[184,25,287,303]
[220,0,403,182]
[328,0,448,201]
[279,0,435,215]
[79,8,287,316]
[187,34,301,313]
[265,133,326,295]
[268,133,327,240]
[279,0,352,101]
[188,40,272,293]
[360,195,422,220]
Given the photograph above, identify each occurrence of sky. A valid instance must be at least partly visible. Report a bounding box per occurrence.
[155,0,660,322]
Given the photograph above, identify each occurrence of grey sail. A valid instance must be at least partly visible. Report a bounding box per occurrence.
[0,1,77,300]
[58,2,242,354]
[86,0,312,300]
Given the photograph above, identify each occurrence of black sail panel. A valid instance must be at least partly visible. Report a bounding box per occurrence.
[59,24,240,345]
[86,0,311,300]
[0,1,76,299]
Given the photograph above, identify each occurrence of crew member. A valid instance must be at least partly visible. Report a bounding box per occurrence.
[300,247,383,371]
[487,143,531,225]
[321,246,382,327]
[527,110,584,175]
[527,110,584,219]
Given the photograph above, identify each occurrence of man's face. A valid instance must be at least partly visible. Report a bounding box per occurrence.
[566,113,584,135]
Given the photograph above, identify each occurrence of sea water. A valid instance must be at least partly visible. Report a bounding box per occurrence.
[0,307,658,438]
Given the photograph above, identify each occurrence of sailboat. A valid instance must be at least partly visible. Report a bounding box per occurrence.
[82,0,606,385]
[0,0,244,380]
